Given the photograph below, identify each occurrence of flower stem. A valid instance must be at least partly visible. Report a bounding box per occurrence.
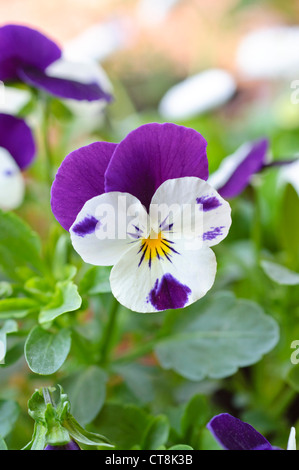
[99,296,120,366]
[42,387,54,407]
[41,94,54,188]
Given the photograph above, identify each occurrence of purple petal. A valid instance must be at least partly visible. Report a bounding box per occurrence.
[51,141,117,231]
[217,139,269,198]
[44,440,81,450]
[0,113,35,170]
[19,67,113,102]
[0,24,61,81]
[207,413,274,450]
[105,123,208,211]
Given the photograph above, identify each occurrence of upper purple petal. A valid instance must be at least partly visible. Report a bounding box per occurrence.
[51,141,117,231]
[0,24,61,81]
[19,67,113,102]
[105,123,208,211]
[218,138,269,198]
[207,413,274,450]
[0,113,36,170]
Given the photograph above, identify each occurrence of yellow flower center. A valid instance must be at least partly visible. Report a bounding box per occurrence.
[138,230,174,267]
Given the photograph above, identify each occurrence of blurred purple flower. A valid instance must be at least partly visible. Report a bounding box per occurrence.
[0,24,112,103]
[44,440,81,450]
[207,413,296,450]
[0,113,35,210]
[209,139,269,198]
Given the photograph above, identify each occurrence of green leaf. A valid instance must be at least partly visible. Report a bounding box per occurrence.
[25,326,71,375]
[261,260,299,285]
[39,281,82,325]
[155,292,279,381]
[63,414,113,448]
[94,403,152,450]
[168,444,193,450]
[0,282,13,298]
[0,400,20,438]
[44,405,70,446]
[181,394,209,438]
[28,389,48,422]
[142,415,170,450]
[0,297,39,319]
[0,210,44,279]
[287,366,299,391]
[79,266,111,295]
[0,436,7,450]
[61,366,107,425]
[280,184,299,267]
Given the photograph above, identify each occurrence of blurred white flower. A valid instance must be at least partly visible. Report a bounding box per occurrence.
[136,0,181,25]
[0,86,31,115]
[0,147,25,211]
[278,158,299,196]
[46,55,113,127]
[64,19,128,63]
[236,26,299,80]
[159,69,236,120]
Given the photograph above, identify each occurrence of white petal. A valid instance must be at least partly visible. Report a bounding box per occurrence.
[278,159,299,197]
[70,192,149,267]
[0,86,31,115]
[208,142,254,190]
[0,147,24,210]
[287,427,296,450]
[64,20,127,63]
[236,26,299,80]
[110,235,217,313]
[150,177,231,248]
[137,0,180,25]
[159,69,236,120]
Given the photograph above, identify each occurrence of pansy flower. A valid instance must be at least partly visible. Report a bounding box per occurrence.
[0,113,35,210]
[51,123,231,313]
[0,24,112,103]
[207,413,296,450]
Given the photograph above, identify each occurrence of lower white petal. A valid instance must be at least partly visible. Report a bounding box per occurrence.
[70,192,149,266]
[110,235,216,313]
[0,147,24,210]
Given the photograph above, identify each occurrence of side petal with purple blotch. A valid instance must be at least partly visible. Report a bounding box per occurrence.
[70,191,149,266]
[105,123,209,211]
[150,176,231,248]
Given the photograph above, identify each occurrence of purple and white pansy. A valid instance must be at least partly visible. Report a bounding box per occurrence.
[0,113,35,210]
[51,123,231,313]
[207,413,296,451]
[0,24,112,103]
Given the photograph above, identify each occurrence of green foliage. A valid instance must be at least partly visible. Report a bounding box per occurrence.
[155,292,279,380]
[25,327,71,375]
